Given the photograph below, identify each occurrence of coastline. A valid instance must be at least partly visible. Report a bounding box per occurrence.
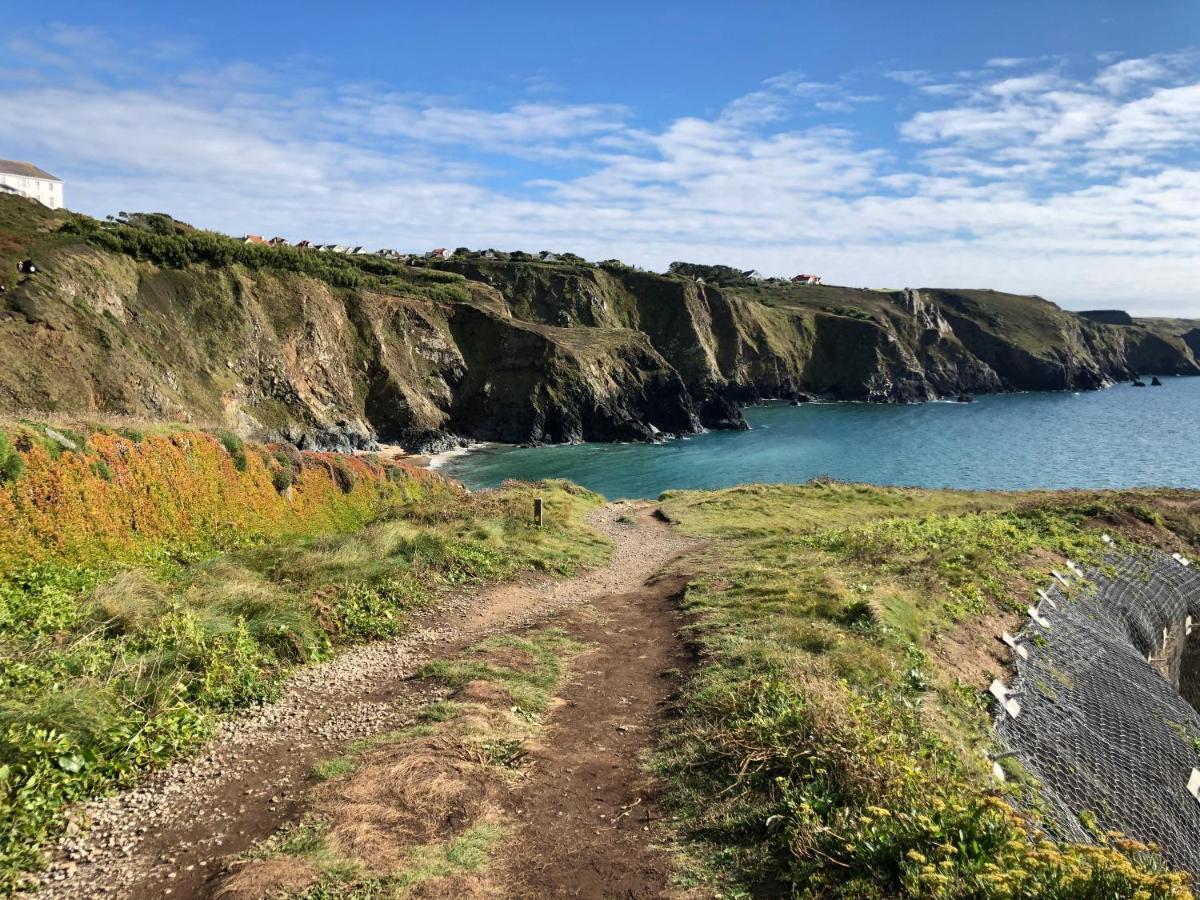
[359,441,492,471]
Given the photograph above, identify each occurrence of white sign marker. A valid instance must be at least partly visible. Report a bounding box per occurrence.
[989,680,1021,718]
[1001,632,1029,660]
[1188,769,1200,803]
[1027,606,1051,629]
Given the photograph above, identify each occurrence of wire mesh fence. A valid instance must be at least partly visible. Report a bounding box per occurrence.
[993,548,1200,878]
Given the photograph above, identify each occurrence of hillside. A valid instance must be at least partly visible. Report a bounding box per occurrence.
[1,195,1196,451]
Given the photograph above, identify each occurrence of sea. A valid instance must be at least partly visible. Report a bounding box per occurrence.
[441,378,1200,499]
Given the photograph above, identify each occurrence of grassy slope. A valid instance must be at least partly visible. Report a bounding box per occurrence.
[1138,318,1200,337]
[0,422,609,892]
[658,482,1199,899]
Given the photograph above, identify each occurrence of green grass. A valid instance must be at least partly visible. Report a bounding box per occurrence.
[276,823,506,899]
[0,479,607,893]
[655,481,1197,899]
[417,630,580,715]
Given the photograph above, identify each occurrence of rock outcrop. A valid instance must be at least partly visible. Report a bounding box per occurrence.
[1,196,1197,450]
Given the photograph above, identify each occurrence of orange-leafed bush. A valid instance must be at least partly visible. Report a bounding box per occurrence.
[0,429,431,573]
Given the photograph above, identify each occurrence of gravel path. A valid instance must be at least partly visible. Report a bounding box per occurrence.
[36,501,695,899]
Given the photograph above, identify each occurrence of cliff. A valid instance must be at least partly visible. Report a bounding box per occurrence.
[1,195,1196,451]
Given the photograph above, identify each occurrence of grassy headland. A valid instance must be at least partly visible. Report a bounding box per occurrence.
[0,422,607,891]
[658,481,1199,898]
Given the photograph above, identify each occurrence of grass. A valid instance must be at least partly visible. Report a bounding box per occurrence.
[655,481,1199,899]
[234,627,584,897]
[0,462,607,892]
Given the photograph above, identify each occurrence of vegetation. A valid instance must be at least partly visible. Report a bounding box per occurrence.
[55,213,470,303]
[229,628,584,898]
[0,422,607,892]
[657,482,1199,899]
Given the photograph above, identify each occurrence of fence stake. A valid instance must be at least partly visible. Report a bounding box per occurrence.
[534,497,544,528]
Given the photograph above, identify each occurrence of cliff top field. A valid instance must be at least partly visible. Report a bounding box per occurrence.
[656,481,1200,898]
[3,193,1199,456]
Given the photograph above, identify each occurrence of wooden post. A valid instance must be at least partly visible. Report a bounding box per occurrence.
[534,497,544,528]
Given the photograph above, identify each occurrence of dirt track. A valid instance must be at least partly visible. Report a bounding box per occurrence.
[40,502,699,899]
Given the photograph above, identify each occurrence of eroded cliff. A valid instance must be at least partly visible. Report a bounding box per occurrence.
[1,196,1195,450]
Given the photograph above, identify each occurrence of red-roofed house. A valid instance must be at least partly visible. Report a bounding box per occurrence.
[791,274,822,285]
[242,234,268,245]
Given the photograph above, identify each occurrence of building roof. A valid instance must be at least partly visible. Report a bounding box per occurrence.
[0,159,62,182]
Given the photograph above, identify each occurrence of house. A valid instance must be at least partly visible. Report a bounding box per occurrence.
[295,240,313,249]
[744,269,764,281]
[425,248,451,259]
[331,245,351,254]
[791,274,822,285]
[0,159,63,209]
[538,251,558,262]
[242,234,268,245]
[268,236,289,246]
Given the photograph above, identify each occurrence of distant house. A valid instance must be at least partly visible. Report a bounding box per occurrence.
[538,251,558,262]
[295,240,313,249]
[791,274,822,285]
[425,248,451,259]
[331,245,351,254]
[744,270,764,281]
[242,234,268,245]
[0,159,63,209]
[268,236,289,246]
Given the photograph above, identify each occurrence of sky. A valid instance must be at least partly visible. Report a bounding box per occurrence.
[3,1,1199,314]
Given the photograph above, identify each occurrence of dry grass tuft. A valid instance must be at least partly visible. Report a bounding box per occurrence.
[320,738,500,873]
[213,856,319,899]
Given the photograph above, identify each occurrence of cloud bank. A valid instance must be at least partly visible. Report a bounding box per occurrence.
[2,29,1198,314]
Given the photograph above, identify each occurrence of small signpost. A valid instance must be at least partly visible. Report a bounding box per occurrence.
[534,497,544,528]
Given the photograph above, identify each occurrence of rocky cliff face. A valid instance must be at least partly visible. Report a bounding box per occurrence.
[1,196,1196,451]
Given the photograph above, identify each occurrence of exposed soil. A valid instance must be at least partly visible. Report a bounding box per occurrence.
[38,502,699,899]
[489,572,695,899]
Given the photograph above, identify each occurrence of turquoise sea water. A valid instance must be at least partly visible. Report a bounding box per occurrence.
[442,379,1200,499]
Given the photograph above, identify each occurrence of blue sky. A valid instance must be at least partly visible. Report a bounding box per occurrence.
[3,1,1199,313]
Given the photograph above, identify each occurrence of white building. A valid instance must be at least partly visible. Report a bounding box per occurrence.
[0,159,63,209]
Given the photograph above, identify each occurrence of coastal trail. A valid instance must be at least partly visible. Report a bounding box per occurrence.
[40,502,701,899]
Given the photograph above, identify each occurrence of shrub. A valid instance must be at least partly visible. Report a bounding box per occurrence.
[0,431,23,484]
[217,430,248,471]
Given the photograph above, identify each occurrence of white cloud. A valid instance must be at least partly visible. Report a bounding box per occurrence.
[1096,56,1171,94]
[1,35,1198,314]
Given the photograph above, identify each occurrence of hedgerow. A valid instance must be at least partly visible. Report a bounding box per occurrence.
[56,216,470,303]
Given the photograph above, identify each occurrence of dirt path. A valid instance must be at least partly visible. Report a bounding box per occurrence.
[490,571,694,898]
[39,502,698,899]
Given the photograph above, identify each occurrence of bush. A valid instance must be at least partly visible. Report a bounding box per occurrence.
[0,431,23,484]
[271,466,293,492]
[217,431,248,471]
